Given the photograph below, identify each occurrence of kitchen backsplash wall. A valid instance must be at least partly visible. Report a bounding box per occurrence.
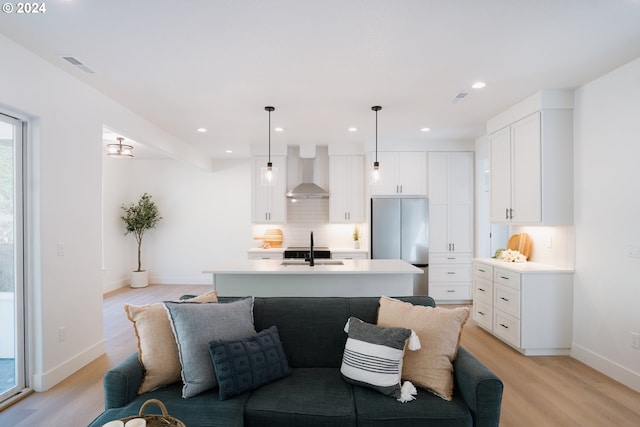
[510,225,575,268]
[252,198,366,249]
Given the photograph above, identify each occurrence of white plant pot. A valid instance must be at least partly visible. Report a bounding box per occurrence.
[130,270,149,288]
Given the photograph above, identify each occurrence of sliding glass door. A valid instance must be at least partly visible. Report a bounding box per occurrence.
[0,113,26,404]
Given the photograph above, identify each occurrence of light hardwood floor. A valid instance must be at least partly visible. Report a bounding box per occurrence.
[0,284,639,427]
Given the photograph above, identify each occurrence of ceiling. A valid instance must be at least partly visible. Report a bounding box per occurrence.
[2,0,640,161]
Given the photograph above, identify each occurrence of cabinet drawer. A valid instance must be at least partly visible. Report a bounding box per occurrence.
[430,253,472,264]
[494,284,520,318]
[473,263,493,280]
[494,310,520,348]
[429,266,471,282]
[429,284,471,301]
[248,253,284,260]
[494,267,521,290]
[473,300,493,331]
[473,277,493,305]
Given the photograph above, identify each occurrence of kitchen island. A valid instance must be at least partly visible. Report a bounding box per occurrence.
[203,259,423,297]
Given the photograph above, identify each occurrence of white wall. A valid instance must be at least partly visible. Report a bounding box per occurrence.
[572,56,640,391]
[102,153,134,292]
[0,34,210,391]
[120,158,254,285]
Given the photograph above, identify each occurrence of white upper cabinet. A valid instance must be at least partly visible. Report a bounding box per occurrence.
[329,155,365,223]
[488,91,573,225]
[370,152,427,196]
[428,152,474,254]
[251,156,287,223]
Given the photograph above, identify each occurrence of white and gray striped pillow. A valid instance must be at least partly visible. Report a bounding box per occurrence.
[340,317,420,402]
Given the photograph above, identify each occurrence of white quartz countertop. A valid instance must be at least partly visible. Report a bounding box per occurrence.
[204,259,422,275]
[473,258,574,273]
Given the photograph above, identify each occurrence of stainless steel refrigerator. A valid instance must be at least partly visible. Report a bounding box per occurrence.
[370,198,429,295]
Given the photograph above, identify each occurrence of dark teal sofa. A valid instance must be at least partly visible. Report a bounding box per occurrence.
[88,296,503,427]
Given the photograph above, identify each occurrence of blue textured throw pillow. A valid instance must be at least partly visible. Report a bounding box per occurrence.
[208,326,291,400]
[164,297,256,398]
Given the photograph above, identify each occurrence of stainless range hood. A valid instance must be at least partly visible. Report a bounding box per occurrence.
[286,147,329,199]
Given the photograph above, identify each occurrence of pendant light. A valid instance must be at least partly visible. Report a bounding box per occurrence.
[261,106,277,185]
[371,106,382,183]
[107,137,133,158]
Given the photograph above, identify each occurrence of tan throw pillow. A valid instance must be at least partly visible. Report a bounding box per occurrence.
[377,296,469,401]
[124,290,218,393]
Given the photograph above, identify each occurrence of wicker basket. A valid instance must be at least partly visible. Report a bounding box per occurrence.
[117,399,186,427]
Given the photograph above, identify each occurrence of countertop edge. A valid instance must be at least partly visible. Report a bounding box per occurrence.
[472,257,574,273]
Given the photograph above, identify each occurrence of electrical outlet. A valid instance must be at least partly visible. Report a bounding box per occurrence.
[627,245,640,258]
[632,332,640,349]
[57,242,65,257]
[58,326,66,342]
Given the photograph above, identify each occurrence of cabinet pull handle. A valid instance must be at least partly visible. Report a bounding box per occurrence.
[478,311,485,316]
[452,243,455,251]
[500,276,509,280]
[478,288,485,292]
[505,208,509,220]
[499,323,509,329]
[447,272,456,275]
[500,297,509,302]
[446,290,455,293]
[509,208,513,219]
[478,268,486,273]
[448,257,456,260]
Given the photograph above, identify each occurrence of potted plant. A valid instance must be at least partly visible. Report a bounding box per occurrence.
[121,193,162,288]
[353,225,360,249]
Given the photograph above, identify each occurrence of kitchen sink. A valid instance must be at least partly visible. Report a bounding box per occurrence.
[281,260,344,266]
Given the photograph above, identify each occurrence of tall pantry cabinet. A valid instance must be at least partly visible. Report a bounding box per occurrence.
[428,152,474,301]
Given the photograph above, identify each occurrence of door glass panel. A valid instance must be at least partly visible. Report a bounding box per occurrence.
[0,113,26,404]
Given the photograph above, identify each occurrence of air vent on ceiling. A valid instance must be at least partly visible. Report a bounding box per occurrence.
[59,55,95,74]
[451,91,470,104]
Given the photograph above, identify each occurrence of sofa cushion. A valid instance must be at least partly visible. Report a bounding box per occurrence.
[341,317,420,402]
[244,367,356,427]
[87,384,248,427]
[164,297,256,398]
[124,291,218,394]
[209,325,292,400]
[377,296,470,401]
[352,385,473,427]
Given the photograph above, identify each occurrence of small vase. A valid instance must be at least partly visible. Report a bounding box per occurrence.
[354,240,360,249]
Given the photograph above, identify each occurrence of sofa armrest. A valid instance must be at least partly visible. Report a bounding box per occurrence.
[454,346,504,427]
[103,353,144,409]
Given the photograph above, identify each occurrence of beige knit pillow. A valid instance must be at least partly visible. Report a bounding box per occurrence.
[125,291,218,393]
[377,296,469,401]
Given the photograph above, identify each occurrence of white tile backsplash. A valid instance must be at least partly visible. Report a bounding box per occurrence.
[251,198,366,250]
[510,225,575,268]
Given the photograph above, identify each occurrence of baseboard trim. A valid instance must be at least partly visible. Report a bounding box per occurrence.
[571,343,640,392]
[150,276,212,285]
[31,339,106,392]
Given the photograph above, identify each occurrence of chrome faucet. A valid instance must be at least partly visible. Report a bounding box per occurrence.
[309,231,315,266]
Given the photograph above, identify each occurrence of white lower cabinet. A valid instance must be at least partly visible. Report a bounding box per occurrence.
[428,253,472,302]
[473,260,573,356]
[331,251,368,260]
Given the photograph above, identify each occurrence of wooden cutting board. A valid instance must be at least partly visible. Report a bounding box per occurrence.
[507,233,532,260]
[253,228,283,248]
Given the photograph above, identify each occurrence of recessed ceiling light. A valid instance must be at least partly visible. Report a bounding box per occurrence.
[196,128,207,133]
[225,149,233,154]
[348,127,358,132]
[274,127,284,132]
[472,81,486,89]
[421,127,431,132]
